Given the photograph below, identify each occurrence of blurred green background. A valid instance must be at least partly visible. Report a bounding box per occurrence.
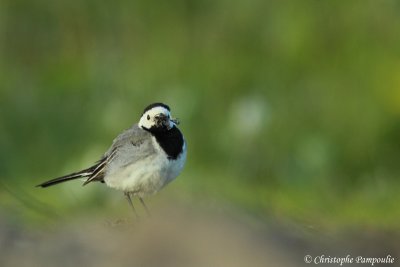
[1,0,400,236]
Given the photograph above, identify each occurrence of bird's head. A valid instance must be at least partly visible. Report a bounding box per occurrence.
[139,103,179,132]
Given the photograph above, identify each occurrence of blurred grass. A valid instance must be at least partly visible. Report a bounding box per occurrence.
[1,0,400,232]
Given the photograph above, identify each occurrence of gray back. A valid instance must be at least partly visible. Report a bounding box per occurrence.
[104,124,156,175]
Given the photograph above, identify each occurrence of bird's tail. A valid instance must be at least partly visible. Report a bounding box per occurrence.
[36,161,104,188]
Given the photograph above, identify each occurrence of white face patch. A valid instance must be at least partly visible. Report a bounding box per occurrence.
[138,106,174,130]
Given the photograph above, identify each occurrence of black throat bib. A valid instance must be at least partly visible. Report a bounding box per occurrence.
[146,126,184,160]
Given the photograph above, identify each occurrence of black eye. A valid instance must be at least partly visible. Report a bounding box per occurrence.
[147,115,150,120]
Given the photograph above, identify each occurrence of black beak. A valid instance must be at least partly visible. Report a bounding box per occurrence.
[155,114,168,127]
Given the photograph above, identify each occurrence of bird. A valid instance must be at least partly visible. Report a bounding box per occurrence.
[37,102,187,218]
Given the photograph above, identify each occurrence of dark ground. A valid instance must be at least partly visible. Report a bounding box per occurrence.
[0,200,399,267]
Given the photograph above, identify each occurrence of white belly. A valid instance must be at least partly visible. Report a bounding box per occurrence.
[104,139,186,197]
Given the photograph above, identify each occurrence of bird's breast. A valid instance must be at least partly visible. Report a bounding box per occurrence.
[104,138,186,196]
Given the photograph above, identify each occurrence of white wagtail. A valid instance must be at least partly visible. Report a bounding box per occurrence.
[37,103,187,217]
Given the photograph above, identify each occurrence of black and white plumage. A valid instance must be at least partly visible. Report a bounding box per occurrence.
[37,103,187,217]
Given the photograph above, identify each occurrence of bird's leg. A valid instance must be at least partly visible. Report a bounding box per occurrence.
[139,197,151,217]
[124,192,139,219]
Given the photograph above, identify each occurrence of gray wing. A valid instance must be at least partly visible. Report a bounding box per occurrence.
[102,124,145,154]
[83,124,155,185]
